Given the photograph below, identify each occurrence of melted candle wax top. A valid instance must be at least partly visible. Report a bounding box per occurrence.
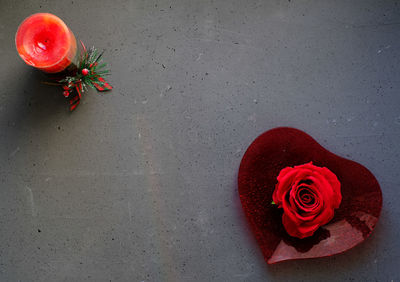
[16,13,76,73]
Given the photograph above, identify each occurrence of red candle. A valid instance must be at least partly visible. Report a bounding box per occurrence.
[15,13,77,73]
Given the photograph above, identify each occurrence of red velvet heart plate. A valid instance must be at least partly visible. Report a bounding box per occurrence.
[238,127,382,264]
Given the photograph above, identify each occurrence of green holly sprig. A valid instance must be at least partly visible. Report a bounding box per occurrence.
[59,43,111,94]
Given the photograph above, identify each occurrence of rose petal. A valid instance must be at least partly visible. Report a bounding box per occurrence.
[282,213,321,239]
[273,168,299,206]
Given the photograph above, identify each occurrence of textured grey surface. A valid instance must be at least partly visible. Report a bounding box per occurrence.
[1,0,400,281]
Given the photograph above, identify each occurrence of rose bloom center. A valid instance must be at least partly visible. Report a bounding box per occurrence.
[296,186,318,209]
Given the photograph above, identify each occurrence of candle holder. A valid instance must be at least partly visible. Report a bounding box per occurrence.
[16,13,112,111]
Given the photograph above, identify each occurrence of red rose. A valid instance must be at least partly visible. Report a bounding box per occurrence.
[272,162,342,239]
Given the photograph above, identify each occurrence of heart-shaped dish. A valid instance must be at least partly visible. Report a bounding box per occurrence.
[238,127,382,264]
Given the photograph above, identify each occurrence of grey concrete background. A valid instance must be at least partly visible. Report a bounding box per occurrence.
[1,0,399,281]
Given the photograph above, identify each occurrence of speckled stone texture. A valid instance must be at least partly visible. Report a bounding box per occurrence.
[0,0,399,281]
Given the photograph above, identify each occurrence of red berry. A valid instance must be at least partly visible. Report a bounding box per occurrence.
[81,68,89,76]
